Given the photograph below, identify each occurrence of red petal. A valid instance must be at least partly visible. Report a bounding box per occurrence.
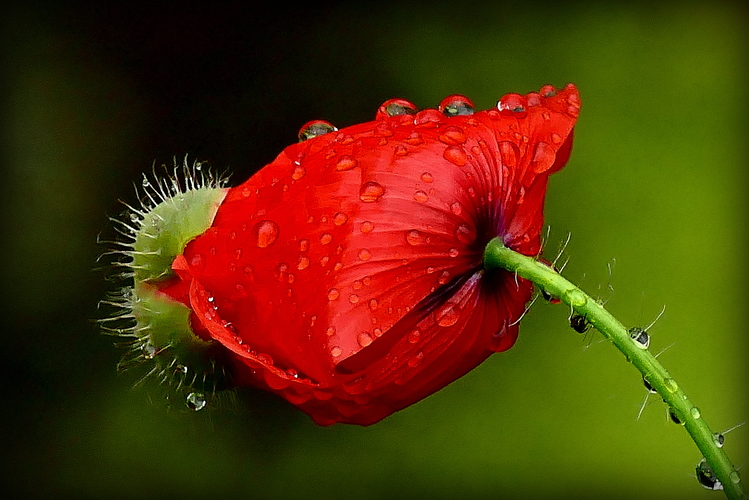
[161,83,580,424]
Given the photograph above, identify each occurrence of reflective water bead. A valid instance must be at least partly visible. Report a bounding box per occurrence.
[628,327,650,349]
[186,392,207,411]
[438,94,475,116]
[298,120,337,141]
[696,459,724,491]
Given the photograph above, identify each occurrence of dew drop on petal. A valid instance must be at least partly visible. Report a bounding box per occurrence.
[297,256,310,270]
[439,94,475,116]
[298,120,337,141]
[291,165,306,180]
[358,248,372,261]
[357,332,373,347]
[448,248,459,258]
[394,144,409,156]
[438,126,467,145]
[450,202,463,216]
[413,190,429,203]
[408,329,421,343]
[443,145,468,166]
[420,172,434,183]
[359,182,385,202]
[335,155,358,171]
[436,303,460,327]
[254,220,280,248]
[333,212,348,226]
[349,294,360,304]
[327,288,340,301]
[360,221,374,233]
[438,270,451,285]
[369,299,378,311]
[530,141,556,174]
[405,131,424,145]
[326,326,336,336]
[455,224,476,244]
[320,233,333,245]
[406,230,426,246]
[330,346,343,357]
[550,133,562,145]
[299,239,309,252]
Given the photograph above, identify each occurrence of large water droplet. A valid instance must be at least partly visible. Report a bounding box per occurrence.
[359,182,385,202]
[330,346,342,357]
[436,303,460,327]
[405,131,424,145]
[443,146,468,166]
[379,98,418,118]
[298,120,337,141]
[438,125,467,145]
[696,459,724,491]
[413,190,429,203]
[420,172,434,183]
[186,392,207,411]
[439,94,475,116]
[253,220,280,248]
[497,93,527,114]
[357,332,373,347]
[499,141,519,168]
[358,248,372,261]
[406,230,427,246]
[530,141,556,174]
[455,224,476,245]
[335,155,358,171]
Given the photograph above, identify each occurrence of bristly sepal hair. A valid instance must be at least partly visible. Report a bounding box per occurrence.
[97,157,231,410]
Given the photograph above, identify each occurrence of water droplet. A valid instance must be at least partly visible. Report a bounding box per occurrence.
[408,329,421,343]
[291,165,306,180]
[570,313,591,333]
[498,141,519,168]
[327,288,340,301]
[349,294,360,304]
[320,255,330,267]
[189,253,206,270]
[497,93,527,114]
[275,262,289,282]
[413,190,429,203]
[448,248,459,258]
[359,182,385,202]
[335,155,358,171]
[379,98,418,117]
[333,212,348,226]
[186,392,207,411]
[253,220,280,248]
[141,341,157,359]
[233,248,242,260]
[299,239,309,252]
[730,471,741,485]
[550,133,562,145]
[373,121,393,137]
[408,352,424,367]
[450,202,463,216]
[406,230,427,246]
[696,459,723,491]
[638,375,659,397]
[357,332,373,347]
[297,256,310,270]
[713,432,725,448]
[320,233,333,245]
[405,131,424,145]
[394,144,409,156]
[455,224,476,244]
[325,326,336,336]
[420,172,434,183]
[529,141,557,174]
[436,303,460,327]
[298,120,337,141]
[360,221,374,233]
[358,248,372,261]
[690,407,701,419]
[539,85,557,97]
[443,145,468,166]
[438,125,467,145]
[367,299,378,311]
[439,94,475,116]
[563,289,587,307]
[628,327,650,349]
[330,346,342,357]
[414,108,444,125]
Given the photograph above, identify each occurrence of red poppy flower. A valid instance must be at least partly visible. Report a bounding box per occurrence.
[158,83,580,425]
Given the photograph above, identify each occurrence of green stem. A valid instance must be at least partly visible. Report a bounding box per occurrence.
[484,238,747,500]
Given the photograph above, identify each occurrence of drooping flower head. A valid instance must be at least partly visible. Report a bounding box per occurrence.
[107,84,580,425]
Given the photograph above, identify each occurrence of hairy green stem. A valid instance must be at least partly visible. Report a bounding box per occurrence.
[484,238,746,500]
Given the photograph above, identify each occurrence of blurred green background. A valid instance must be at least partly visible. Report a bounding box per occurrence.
[2,2,747,498]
